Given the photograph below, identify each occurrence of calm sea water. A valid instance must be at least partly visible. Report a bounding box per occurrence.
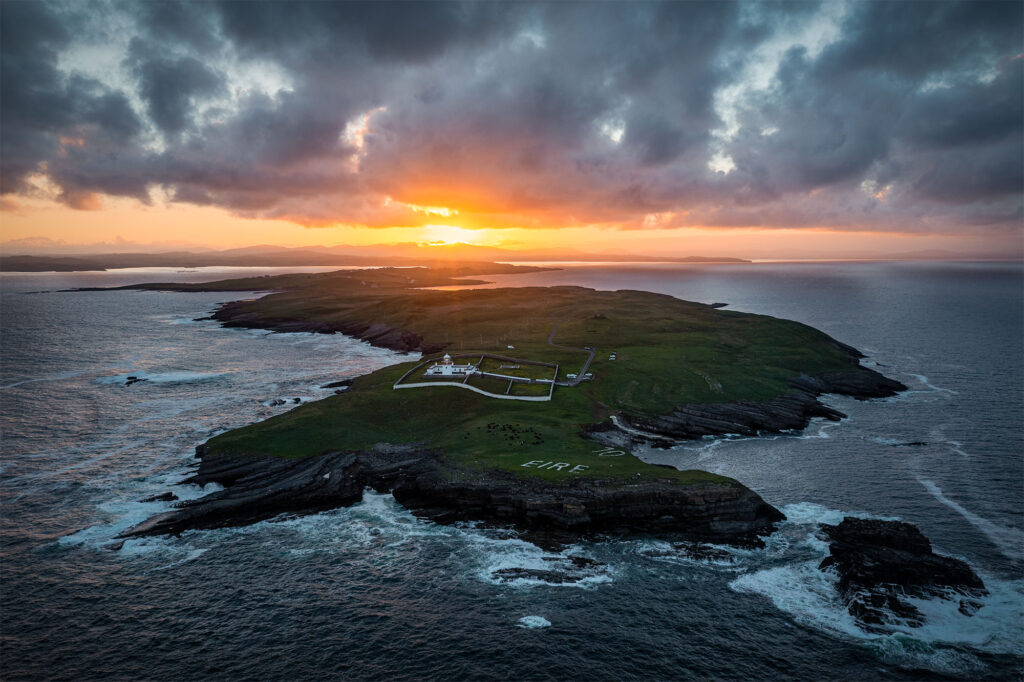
[1,262,1021,680]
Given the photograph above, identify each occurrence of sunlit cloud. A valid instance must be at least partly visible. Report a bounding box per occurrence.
[0,0,1019,253]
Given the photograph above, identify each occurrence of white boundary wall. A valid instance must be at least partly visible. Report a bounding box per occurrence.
[394,381,552,401]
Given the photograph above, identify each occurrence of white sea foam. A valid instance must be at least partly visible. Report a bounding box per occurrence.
[150,548,210,571]
[730,497,1023,672]
[249,491,615,589]
[57,475,223,553]
[777,501,891,527]
[794,419,840,440]
[733,507,1019,671]
[731,562,1023,672]
[516,616,551,629]
[97,371,230,385]
[732,562,863,639]
[472,533,614,589]
[633,538,751,570]
[915,476,1024,562]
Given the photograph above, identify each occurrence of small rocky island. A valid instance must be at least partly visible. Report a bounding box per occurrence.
[103,264,905,545]
[820,518,987,630]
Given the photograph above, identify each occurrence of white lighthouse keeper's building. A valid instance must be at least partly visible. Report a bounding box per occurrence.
[424,353,478,377]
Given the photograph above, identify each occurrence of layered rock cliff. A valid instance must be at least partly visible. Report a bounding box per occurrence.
[119,444,784,546]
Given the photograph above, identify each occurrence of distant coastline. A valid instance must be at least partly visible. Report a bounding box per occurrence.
[0,245,750,273]
[4,240,1021,273]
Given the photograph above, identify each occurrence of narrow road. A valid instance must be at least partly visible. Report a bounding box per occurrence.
[548,323,595,386]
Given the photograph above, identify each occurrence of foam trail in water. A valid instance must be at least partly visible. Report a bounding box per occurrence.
[945,440,969,459]
[908,373,959,396]
[97,371,230,385]
[914,476,1024,562]
[927,425,970,459]
[1,369,89,390]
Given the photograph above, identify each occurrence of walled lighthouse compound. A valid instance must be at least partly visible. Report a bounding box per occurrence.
[424,353,478,377]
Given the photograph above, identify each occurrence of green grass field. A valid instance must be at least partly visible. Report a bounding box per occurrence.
[206,360,729,485]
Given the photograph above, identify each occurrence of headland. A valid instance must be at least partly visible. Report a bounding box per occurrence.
[95,264,905,545]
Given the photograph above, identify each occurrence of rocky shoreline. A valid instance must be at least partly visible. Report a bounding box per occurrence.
[616,369,905,442]
[119,444,785,546]
[112,276,907,548]
[211,300,447,353]
[118,306,905,546]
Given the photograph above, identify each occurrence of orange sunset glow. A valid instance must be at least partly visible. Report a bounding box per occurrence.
[0,1,1020,260]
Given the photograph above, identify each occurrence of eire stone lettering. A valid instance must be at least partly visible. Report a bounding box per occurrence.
[521,460,590,474]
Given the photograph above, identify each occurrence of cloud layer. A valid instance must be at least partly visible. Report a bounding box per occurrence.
[1,0,1020,234]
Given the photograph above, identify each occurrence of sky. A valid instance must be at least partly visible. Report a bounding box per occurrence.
[0,0,1021,258]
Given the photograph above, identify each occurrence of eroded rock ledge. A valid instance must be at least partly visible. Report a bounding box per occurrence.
[119,444,784,546]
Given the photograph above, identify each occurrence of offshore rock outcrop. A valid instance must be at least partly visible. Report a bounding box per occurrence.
[617,369,905,442]
[118,445,784,546]
[819,518,987,631]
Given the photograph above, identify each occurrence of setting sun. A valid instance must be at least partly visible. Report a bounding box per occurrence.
[418,225,490,246]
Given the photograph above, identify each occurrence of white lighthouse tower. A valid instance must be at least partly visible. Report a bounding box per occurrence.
[424,353,477,377]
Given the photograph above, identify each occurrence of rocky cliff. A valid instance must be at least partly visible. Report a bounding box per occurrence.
[119,444,784,546]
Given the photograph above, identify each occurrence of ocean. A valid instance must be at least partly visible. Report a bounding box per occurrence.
[1,261,1021,680]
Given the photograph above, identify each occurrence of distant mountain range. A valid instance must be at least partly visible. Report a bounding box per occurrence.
[0,242,751,272]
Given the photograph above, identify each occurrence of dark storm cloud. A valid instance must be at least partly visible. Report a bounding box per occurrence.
[215,0,517,71]
[815,0,1022,80]
[901,59,1023,150]
[0,0,1020,233]
[135,1,221,53]
[718,0,1022,228]
[0,1,143,198]
[127,39,225,135]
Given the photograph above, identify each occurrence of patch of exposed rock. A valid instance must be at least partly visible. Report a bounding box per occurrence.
[819,517,987,631]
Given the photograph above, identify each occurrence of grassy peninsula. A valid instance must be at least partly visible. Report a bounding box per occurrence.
[114,264,898,485]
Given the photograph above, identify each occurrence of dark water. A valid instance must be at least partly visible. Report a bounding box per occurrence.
[2,262,1021,680]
